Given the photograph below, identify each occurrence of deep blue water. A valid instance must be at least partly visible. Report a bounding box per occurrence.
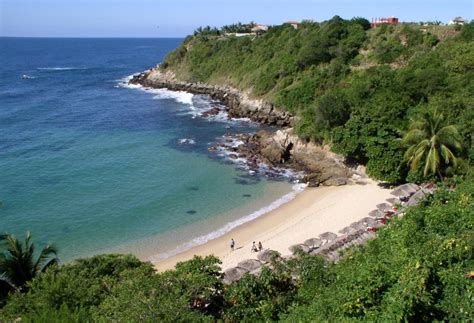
[0,38,293,261]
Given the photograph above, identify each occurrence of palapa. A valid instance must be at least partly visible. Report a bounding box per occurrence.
[223,266,248,284]
[304,238,323,249]
[369,209,384,218]
[338,227,358,235]
[237,259,263,272]
[289,244,310,254]
[376,202,393,212]
[350,221,367,231]
[257,249,280,263]
[319,231,338,241]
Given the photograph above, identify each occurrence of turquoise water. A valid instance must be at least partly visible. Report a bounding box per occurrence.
[0,38,294,261]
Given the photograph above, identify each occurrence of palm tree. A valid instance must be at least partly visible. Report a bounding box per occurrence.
[403,108,462,179]
[0,231,58,291]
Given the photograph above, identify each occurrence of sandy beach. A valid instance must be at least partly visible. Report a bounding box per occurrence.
[154,180,392,271]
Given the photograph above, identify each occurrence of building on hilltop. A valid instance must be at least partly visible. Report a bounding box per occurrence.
[286,21,300,29]
[371,17,399,27]
[251,24,269,33]
[448,17,467,25]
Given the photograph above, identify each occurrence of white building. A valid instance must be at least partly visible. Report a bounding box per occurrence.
[448,17,467,25]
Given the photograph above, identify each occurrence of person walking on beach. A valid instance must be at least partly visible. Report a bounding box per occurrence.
[230,238,235,251]
[251,241,258,253]
[258,241,263,251]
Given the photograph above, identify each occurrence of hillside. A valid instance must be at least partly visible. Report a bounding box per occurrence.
[160,17,473,183]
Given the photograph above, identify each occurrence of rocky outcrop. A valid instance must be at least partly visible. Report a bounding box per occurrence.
[249,129,353,186]
[129,68,294,127]
[131,69,359,186]
[210,129,355,186]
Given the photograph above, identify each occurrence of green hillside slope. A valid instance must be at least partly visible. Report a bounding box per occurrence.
[162,17,473,183]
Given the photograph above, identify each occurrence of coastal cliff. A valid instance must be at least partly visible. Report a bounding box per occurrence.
[130,69,355,186]
[130,68,293,127]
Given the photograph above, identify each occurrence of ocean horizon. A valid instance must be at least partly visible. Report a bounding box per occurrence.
[0,37,298,262]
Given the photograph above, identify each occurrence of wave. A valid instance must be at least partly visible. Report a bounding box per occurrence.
[116,74,194,106]
[149,183,306,262]
[37,67,86,71]
[151,88,194,106]
[178,138,196,145]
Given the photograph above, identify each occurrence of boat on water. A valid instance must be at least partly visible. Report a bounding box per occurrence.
[21,74,33,79]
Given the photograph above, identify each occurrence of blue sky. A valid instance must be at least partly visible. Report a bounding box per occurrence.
[1,0,472,37]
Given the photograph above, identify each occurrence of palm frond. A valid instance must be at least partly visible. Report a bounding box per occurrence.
[440,145,457,166]
[34,244,58,273]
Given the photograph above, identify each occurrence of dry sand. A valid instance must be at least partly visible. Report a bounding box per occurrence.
[153,180,391,271]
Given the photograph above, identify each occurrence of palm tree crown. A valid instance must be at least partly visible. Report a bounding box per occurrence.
[403,109,462,179]
[0,231,58,291]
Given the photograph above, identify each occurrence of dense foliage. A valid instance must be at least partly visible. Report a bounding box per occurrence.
[163,17,473,183]
[1,175,472,321]
[0,231,58,296]
[1,17,472,322]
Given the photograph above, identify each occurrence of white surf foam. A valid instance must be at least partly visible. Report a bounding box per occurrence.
[116,74,195,106]
[151,88,194,106]
[178,138,196,145]
[149,182,306,262]
[37,67,85,71]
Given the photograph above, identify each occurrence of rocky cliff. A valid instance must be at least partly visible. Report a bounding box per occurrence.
[236,129,356,187]
[129,68,294,127]
[130,68,359,186]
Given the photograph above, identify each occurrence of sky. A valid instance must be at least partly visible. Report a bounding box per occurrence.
[1,0,473,37]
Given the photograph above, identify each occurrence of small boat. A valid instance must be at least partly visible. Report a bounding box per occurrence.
[21,74,33,79]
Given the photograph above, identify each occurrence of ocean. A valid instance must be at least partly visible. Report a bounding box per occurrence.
[0,38,299,262]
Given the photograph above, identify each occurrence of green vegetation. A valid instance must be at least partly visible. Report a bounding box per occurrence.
[0,232,58,295]
[1,17,472,321]
[403,108,462,179]
[1,175,472,321]
[162,17,473,183]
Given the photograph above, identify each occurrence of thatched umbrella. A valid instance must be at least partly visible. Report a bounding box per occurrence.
[377,203,393,212]
[399,183,420,193]
[390,187,411,198]
[304,238,323,249]
[257,249,280,263]
[405,196,421,207]
[319,232,338,241]
[350,221,367,231]
[338,227,357,235]
[223,266,248,284]
[237,259,263,272]
[386,197,399,205]
[289,244,310,255]
[359,217,377,226]
[368,209,384,218]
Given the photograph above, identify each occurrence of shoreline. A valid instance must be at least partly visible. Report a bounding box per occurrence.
[154,179,391,272]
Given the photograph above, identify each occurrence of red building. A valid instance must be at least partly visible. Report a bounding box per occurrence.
[371,17,399,27]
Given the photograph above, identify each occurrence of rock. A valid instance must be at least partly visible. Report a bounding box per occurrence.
[303,173,322,187]
[260,142,284,164]
[131,68,293,127]
[321,177,347,186]
[201,107,221,118]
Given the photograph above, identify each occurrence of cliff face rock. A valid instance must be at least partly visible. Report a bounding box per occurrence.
[237,129,353,186]
[130,69,294,127]
[131,69,355,186]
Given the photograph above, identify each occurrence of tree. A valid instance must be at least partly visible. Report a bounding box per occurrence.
[0,231,58,292]
[402,108,462,179]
